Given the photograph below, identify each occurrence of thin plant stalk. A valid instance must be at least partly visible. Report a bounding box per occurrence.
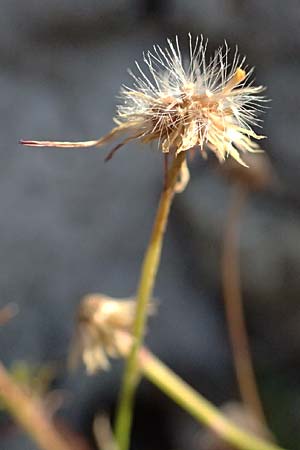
[138,346,285,450]
[221,184,266,424]
[0,362,72,450]
[114,152,186,450]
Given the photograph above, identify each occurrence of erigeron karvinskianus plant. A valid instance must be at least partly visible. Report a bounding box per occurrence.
[19,35,280,450]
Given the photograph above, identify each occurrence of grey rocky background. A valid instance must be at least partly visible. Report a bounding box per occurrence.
[0,1,300,449]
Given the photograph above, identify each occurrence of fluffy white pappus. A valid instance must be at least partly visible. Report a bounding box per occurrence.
[115,34,267,166]
[21,34,267,170]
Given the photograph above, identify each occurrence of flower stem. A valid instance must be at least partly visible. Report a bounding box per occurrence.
[114,152,186,450]
[0,362,72,450]
[138,347,286,450]
[221,184,266,425]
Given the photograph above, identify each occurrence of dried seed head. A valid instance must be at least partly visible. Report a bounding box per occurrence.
[21,35,267,169]
[115,34,267,166]
[69,294,153,374]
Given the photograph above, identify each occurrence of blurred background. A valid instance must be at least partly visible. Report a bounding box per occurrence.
[1,0,300,449]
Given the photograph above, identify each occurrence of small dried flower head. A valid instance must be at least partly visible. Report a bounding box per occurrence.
[69,294,153,374]
[116,35,266,166]
[21,35,266,169]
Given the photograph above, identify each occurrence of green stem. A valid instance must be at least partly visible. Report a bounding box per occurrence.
[139,348,286,450]
[114,153,186,450]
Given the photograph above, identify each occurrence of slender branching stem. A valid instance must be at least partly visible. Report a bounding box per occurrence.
[221,184,266,424]
[114,152,186,450]
[0,362,72,450]
[138,347,286,450]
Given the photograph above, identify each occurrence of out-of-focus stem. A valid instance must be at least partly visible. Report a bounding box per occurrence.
[114,152,186,450]
[115,332,285,450]
[221,184,266,425]
[0,362,72,450]
[138,347,285,450]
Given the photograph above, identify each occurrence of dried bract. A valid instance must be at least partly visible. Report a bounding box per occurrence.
[21,35,267,168]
